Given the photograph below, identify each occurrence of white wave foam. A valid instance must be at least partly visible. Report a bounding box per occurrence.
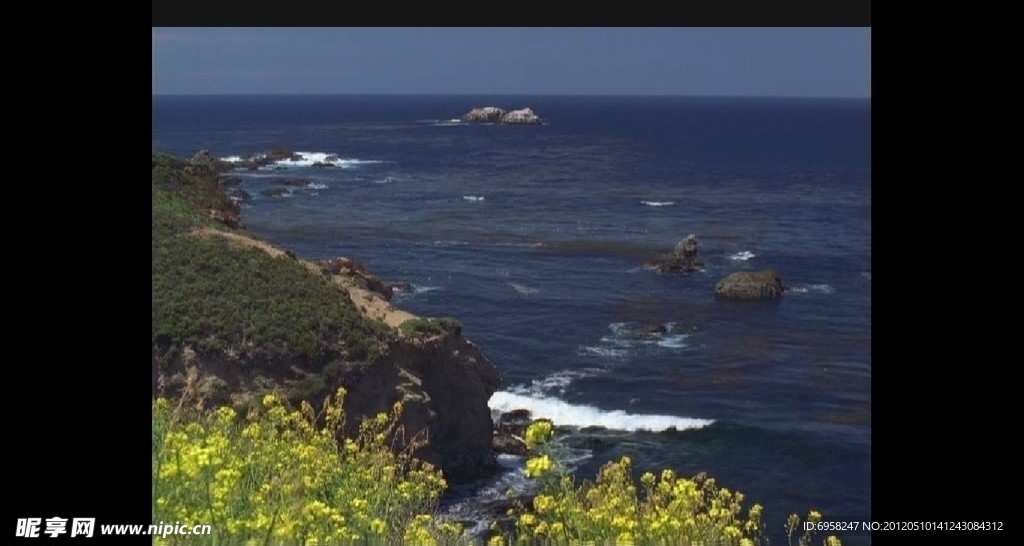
[790,283,834,295]
[431,240,469,247]
[271,151,384,169]
[641,201,676,207]
[729,251,757,261]
[489,391,713,432]
[336,158,383,168]
[656,335,690,349]
[577,345,629,358]
[413,286,443,294]
[220,155,244,162]
[607,322,631,336]
[375,176,396,184]
[494,241,544,248]
[308,183,328,190]
[507,282,538,296]
[463,195,486,201]
[509,368,606,396]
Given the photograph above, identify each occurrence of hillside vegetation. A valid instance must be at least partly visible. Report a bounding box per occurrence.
[152,151,392,381]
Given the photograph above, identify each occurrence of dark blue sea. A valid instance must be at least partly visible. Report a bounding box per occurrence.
[153,95,871,544]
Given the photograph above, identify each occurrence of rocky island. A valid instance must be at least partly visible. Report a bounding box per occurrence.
[460,106,543,125]
[152,150,502,481]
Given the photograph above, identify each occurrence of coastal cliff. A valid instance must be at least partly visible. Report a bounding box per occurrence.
[152,151,502,481]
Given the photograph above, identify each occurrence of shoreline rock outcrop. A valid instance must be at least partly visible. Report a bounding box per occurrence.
[714,270,787,300]
[341,332,502,481]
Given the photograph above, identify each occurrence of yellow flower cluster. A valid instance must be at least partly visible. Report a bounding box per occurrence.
[509,455,768,546]
[152,389,467,545]
[525,455,555,478]
[524,420,554,450]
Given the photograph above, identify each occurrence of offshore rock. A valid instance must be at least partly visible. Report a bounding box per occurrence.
[500,108,542,124]
[460,107,507,123]
[714,270,787,300]
[460,106,543,124]
[646,234,705,274]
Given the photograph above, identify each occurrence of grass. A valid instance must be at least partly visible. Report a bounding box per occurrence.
[152,151,393,369]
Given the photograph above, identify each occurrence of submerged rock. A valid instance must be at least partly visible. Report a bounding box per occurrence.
[714,270,787,300]
[637,323,668,340]
[260,188,289,198]
[278,178,313,187]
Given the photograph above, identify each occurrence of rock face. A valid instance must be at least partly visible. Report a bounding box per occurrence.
[388,281,414,294]
[461,106,507,123]
[156,329,502,482]
[646,234,706,274]
[492,433,528,457]
[500,108,541,124]
[714,270,787,300]
[460,106,542,124]
[191,149,215,164]
[341,333,502,482]
[171,153,242,228]
[319,257,394,301]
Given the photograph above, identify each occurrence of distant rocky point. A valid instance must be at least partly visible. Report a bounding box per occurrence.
[460,106,542,125]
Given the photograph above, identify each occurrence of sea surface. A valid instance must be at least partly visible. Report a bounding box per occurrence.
[153,95,871,545]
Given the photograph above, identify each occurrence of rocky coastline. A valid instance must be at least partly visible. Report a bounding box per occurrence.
[152,150,503,482]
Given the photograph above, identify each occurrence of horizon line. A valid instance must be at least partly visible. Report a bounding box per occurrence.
[152,92,870,100]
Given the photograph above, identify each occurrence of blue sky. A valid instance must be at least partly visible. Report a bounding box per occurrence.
[152,28,870,97]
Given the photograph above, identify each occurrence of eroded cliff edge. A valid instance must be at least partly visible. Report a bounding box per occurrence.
[152,151,501,481]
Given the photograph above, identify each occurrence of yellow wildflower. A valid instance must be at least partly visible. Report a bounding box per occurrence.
[525,455,554,478]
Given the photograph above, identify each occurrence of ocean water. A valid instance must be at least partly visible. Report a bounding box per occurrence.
[153,95,871,544]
